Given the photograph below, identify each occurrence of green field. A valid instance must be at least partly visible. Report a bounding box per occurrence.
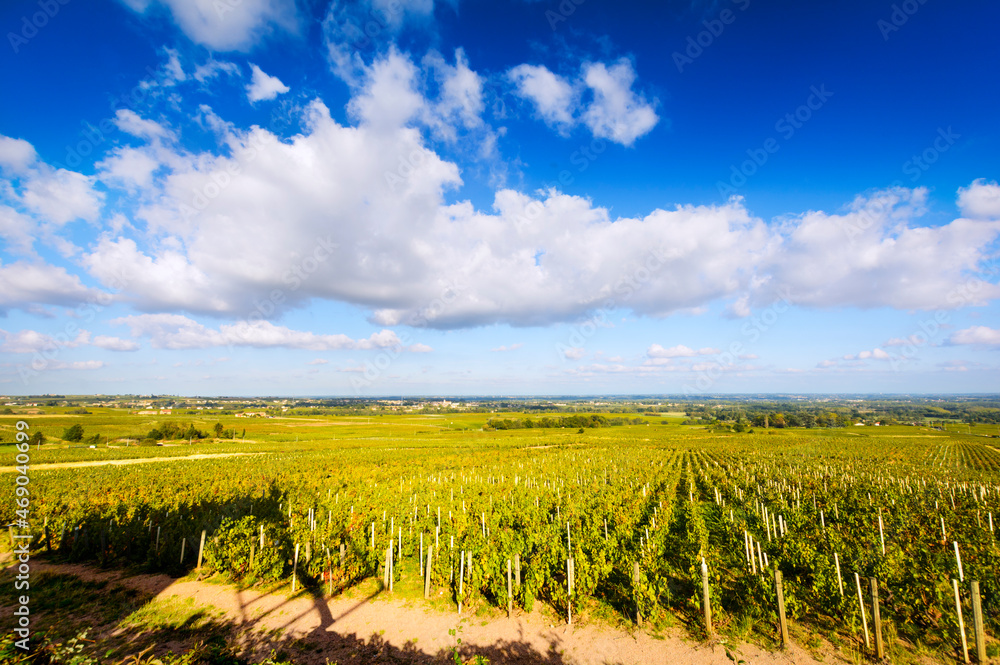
[1,407,999,663]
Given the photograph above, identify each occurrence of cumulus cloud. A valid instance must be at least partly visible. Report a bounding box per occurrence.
[0,136,37,174]
[581,60,659,146]
[246,64,290,102]
[507,64,576,132]
[348,48,426,129]
[0,51,989,333]
[113,109,174,141]
[0,262,103,312]
[121,0,300,51]
[957,179,1000,219]
[193,59,241,83]
[110,313,415,352]
[821,348,893,368]
[750,187,1000,310]
[98,147,160,190]
[491,343,522,352]
[44,360,105,371]
[507,58,659,146]
[0,328,89,354]
[322,0,439,83]
[647,344,718,359]
[92,335,141,351]
[79,89,1000,328]
[422,49,485,140]
[21,168,103,226]
[948,326,1000,346]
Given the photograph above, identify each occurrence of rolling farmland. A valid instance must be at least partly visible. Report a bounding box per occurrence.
[2,407,999,663]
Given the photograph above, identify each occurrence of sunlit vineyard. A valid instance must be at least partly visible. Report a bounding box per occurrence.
[3,412,999,660]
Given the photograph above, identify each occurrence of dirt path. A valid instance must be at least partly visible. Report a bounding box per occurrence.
[20,562,832,665]
[0,451,265,472]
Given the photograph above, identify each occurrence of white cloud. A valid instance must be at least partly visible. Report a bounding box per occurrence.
[78,94,1000,329]
[349,48,425,129]
[0,328,89,354]
[42,360,105,371]
[491,343,522,352]
[21,168,103,226]
[581,59,659,146]
[308,358,329,365]
[0,135,37,174]
[111,313,411,352]
[751,187,1000,310]
[957,179,1000,219]
[884,334,928,348]
[0,68,976,331]
[246,64,290,103]
[193,59,241,83]
[831,348,893,365]
[423,49,485,140]
[122,0,300,51]
[507,64,576,132]
[323,0,440,84]
[0,205,36,253]
[0,261,102,312]
[113,109,173,141]
[949,326,1000,346]
[164,48,186,84]
[647,344,718,359]
[562,347,586,360]
[98,147,160,190]
[506,59,658,146]
[92,335,141,352]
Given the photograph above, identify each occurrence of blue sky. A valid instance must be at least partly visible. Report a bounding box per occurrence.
[0,0,998,396]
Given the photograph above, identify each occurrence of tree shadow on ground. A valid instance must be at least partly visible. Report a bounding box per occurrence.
[0,561,632,665]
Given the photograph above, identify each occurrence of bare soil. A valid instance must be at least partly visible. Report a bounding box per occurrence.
[16,561,838,665]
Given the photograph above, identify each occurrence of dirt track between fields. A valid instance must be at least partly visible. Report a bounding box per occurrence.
[7,561,840,665]
[0,451,265,472]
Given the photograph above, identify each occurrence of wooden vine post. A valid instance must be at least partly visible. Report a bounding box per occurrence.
[953,578,969,664]
[567,557,574,625]
[507,558,513,617]
[774,569,788,647]
[871,577,884,661]
[196,530,206,575]
[701,559,713,638]
[855,572,870,651]
[970,580,986,664]
[424,546,432,599]
[632,561,642,624]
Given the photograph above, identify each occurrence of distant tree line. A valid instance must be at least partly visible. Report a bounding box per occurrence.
[485,414,645,430]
